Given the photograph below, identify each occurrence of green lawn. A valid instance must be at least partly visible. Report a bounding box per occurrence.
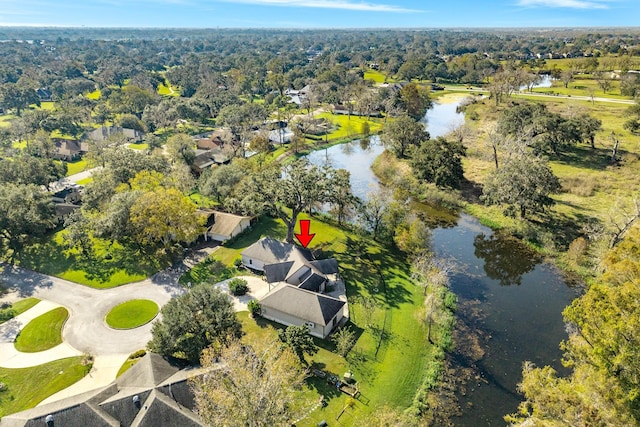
[39,101,55,111]
[76,177,93,185]
[0,357,91,417]
[187,214,434,423]
[65,158,89,176]
[105,299,159,329]
[158,82,179,96]
[316,112,384,141]
[127,143,149,151]
[11,229,165,288]
[363,69,395,84]
[0,298,40,325]
[530,77,629,100]
[14,307,68,352]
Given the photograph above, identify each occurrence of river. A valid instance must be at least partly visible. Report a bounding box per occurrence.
[306,96,578,425]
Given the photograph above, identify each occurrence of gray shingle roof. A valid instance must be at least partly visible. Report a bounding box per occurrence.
[264,261,294,283]
[0,354,203,427]
[309,259,339,274]
[242,237,312,265]
[260,284,345,326]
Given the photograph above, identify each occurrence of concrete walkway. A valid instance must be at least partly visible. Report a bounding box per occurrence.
[214,275,271,311]
[39,353,129,405]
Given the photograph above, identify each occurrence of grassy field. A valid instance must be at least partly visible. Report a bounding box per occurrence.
[105,299,158,329]
[363,69,396,84]
[76,177,93,185]
[460,93,640,257]
[530,76,629,100]
[185,214,434,424]
[0,357,91,417]
[10,230,165,288]
[316,112,384,141]
[65,158,89,176]
[14,307,68,352]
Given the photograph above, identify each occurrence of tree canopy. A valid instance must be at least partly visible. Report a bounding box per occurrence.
[148,284,241,363]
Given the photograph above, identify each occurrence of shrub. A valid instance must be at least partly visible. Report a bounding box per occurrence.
[130,349,147,359]
[228,278,249,296]
[247,299,261,317]
[0,307,16,324]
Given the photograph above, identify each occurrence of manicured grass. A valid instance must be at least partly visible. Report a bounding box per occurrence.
[14,307,68,352]
[0,298,40,325]
[530,77,629,100]
[316,112,384,141]
[105,299,159,329]
[76,177,93,185]
[11,298,40,315]
[127,143,149,151]
[190,214,434,423]
[0,357,91,417]
[65,158,88,176]
[11,229,165,288]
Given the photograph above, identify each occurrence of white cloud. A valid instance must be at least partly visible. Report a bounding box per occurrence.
[219,0,421,13]
[517,0,611,9]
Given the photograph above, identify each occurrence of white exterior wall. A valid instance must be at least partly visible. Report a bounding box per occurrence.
[242,255,266,271]
[261,307,326,338]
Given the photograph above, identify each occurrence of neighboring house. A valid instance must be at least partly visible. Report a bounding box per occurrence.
[191,149,231,174]
[268,127,293,144]
[36,88,52,102]
[52,186,81,204]
[87,126,144,143]
[53,139,88,161]
[54,203,80,224]
[198,210,253,242]
[0,353,204,427]
[196,131,225,150]
[260,283,345,339]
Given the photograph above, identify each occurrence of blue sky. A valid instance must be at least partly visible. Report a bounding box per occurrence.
[0,0,638,28]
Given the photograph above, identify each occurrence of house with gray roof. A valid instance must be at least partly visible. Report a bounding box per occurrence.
[0,353,203,427]
[242,237,346,338]
[198,209,253,242]
[260,284,345,339]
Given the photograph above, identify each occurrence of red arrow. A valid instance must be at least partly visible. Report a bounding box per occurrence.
[295,219,316,248]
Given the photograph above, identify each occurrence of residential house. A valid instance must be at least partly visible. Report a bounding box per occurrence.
[52,186,81,204]
[0,353,204,427]
[53,139,88,161]
[196,131,225,150]
[241,237,346,338]
[191,149,231,175]
[260,284,345,339]
[55,203,80,224]
[87,126,144,143]
[268,127,293,144]
[36,88,52,102]
[198,210,253,242]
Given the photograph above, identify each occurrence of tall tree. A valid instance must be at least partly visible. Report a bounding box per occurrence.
[148,284,241,363]
[277,324,318,364]
[380,115,429,158]
[410,137,466,188]
[399,82,432,120]
[130,187,204,252]
[192,335,310,427]
[0,184,55,256]
[481,153,560,219]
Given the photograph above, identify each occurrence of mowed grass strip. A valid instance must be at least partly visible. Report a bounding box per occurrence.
[10,298,40,316]
[105,299,159,329]
[14,307,69,352]
[0,357,91,417]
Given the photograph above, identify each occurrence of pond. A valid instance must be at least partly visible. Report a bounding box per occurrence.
[306,96,578,425]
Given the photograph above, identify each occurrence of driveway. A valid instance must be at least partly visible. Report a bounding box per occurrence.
[214,275,271,311]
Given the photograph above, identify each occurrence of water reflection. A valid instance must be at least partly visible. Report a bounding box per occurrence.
[473,233,541,286]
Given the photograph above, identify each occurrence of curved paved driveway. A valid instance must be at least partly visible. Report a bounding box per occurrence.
[0,264,185,359]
